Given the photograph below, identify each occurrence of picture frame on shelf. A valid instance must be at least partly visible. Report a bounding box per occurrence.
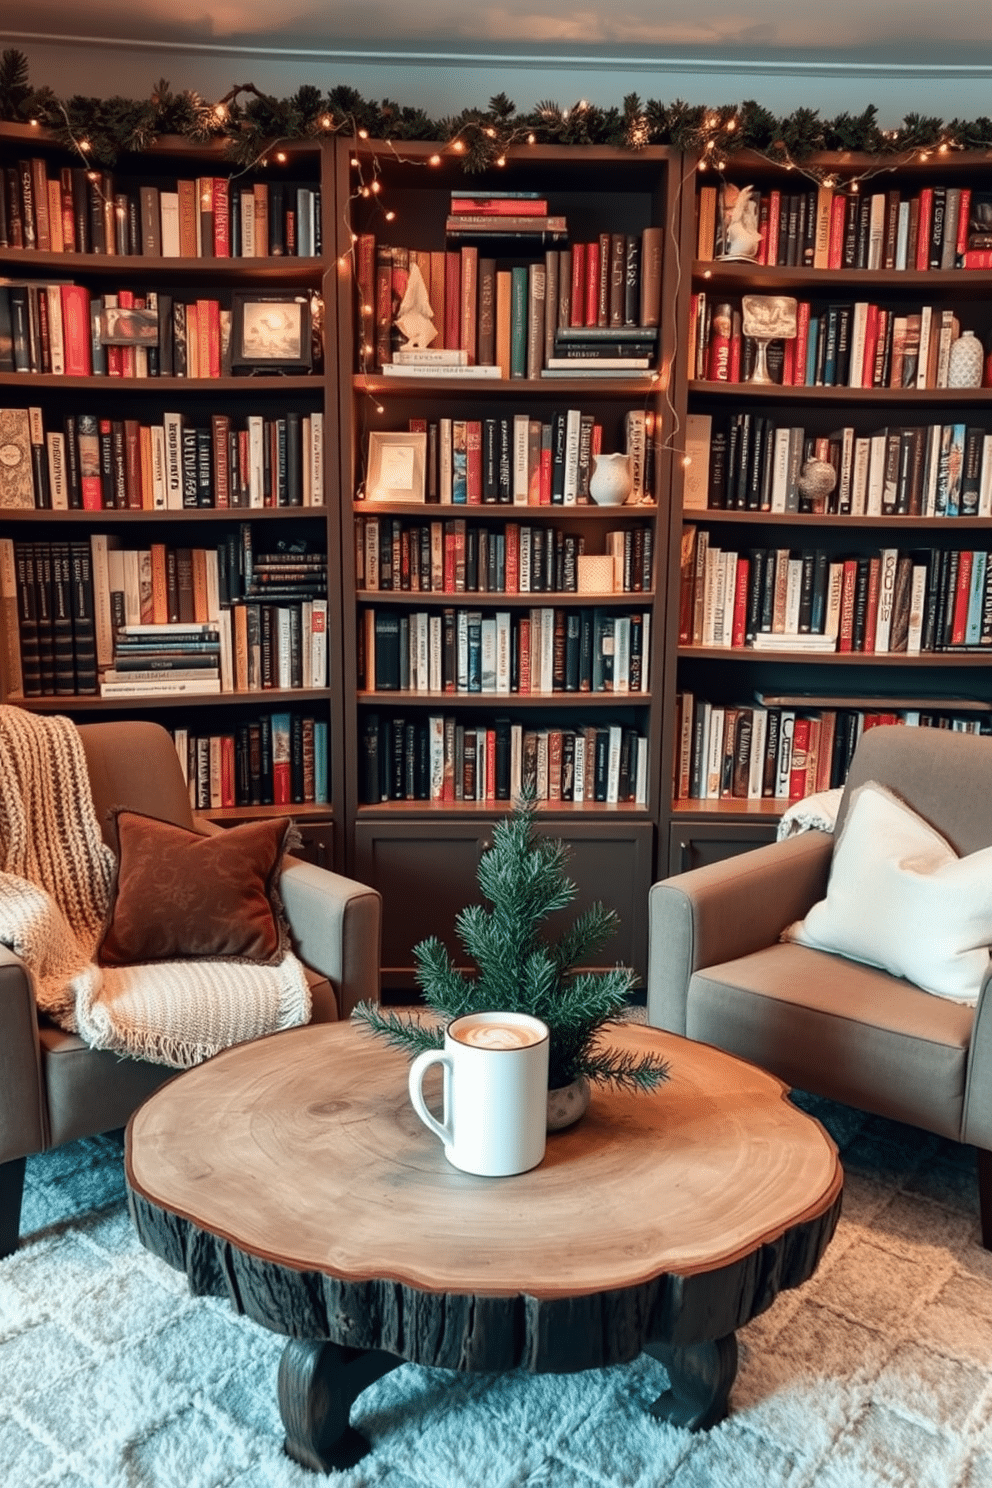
[230,293,312,372]
[365,431,427,502]
[98,305,160,346]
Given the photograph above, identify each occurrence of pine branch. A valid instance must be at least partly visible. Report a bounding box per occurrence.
[351,1003,444,1058]
[575,1044,671,1093]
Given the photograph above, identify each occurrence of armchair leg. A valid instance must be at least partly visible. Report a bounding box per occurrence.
[0,1156,27,1260]
[978,1148,992,1252]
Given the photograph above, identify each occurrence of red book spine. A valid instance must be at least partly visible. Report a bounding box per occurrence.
[518,616,531,692]
[782,338,796,385]
[957,188,971,260]
[828,194,846,270]
[443,530,456,593]
[584,239,599,326]
[789,717,811,799]
[951,549,973,645]
[963,250,992,270]
[756,195,769,264]
[505,523,519,592]
[861,557,881,654]
[765,191,781,266]
[60,285,92,376]
[221,734,235,806]
[728,313,742,382]
[485,728,496,800]
[838,559,858,652]
[707,303,732,381]
[862,304,879,387]
[793,301,810,387]
[731,557,749,647]
[117,289,136,378]
[915,189,933,270]
[466,420,482,504]
[539,437,552,505]
[213,179,230,257]
[207,299,221,379]
[569,243,586,327]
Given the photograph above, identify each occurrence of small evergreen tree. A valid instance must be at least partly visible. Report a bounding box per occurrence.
[355,793,669,1093]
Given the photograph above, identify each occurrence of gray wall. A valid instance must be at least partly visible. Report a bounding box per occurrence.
[9,38,992,128]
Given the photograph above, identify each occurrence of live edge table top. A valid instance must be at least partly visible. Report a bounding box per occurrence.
[125,1020,842,1377]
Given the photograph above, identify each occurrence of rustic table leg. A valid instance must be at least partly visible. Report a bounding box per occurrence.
[277,1339,402,1472]
[643,1334,739,1432]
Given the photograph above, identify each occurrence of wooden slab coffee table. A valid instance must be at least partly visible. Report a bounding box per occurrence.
[126,1020,842,1473]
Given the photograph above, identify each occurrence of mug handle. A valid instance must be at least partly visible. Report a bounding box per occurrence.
[408,1049,453,1146]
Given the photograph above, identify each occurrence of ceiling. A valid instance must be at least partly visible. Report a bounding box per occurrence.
[3,3,992,65]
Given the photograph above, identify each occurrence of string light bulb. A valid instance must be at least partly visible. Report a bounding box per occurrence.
[358,129,368,139]
[429,154,441,166]
[275,151,287,163]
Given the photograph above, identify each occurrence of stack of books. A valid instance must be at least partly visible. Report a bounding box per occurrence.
[444,191,567,243]
[543,324,658,379]
[100,621,221,697]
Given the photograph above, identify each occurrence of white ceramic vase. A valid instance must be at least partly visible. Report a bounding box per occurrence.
[948,331,984,389]
[588,452,632,506]
[546,1076,591,1131]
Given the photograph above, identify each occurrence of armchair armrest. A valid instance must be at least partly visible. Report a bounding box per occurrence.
[278,859,381,1019]
[0,946,47,1163]
[647,831,834,1036]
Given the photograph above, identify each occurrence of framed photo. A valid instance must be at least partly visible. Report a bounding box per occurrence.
[99,304,160,346]
[230,293,312,372]
[366,431,427,503]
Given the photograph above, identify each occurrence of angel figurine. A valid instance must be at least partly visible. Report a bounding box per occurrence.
[394,262,438,349]
[718,183,762,262]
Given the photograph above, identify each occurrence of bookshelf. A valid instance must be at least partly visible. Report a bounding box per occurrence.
[0,124,345,867]
[332,139,682,987]
[667,148,992,873]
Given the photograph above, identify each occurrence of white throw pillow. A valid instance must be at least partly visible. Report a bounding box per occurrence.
[782,781,992,1004]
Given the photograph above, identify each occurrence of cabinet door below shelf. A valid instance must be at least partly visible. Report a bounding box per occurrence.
[666,820,779,877]
[354,818,654,994]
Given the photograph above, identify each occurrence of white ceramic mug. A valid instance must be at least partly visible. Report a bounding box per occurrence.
[408,1011,550,1176]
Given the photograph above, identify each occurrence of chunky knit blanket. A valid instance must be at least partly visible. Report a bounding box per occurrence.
[0,706,311,1068]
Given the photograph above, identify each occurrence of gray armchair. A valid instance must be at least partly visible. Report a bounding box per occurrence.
[648,723,992,1249]
[0,719,381,1257]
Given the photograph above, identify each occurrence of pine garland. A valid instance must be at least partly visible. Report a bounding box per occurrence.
[3,48,992,170]
[354,792,669,1093]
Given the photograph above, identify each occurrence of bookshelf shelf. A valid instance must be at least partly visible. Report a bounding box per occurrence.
[0,125,343,847]
[670,148,992,837]
[353,374,661,396]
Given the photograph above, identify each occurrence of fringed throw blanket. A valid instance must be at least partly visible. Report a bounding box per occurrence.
[0,706,311,1068]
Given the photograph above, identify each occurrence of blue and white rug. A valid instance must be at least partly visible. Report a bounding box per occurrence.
[2,1092,991,1488]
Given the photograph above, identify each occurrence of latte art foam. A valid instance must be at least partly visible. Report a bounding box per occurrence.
[457,1022,543,1050]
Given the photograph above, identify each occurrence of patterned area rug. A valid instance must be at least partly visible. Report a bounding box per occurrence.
[3,1093,992,1488]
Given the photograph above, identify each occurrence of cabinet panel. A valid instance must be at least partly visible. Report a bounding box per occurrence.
[667,821,779,876]
[355,817,653,992]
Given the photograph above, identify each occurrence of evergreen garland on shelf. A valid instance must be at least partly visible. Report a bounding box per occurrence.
[3,47,992,172]
[354,792,669,1095]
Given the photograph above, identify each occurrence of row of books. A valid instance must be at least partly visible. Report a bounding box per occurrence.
[1,160,320,257]
[679,531,992,654]
[0,533,328,698]
[360,606,650,696]
[0,406,325,511]
[674,694,989,804]
[683,415,992,518]
[173,714,330,812]
[689,292,985,389]
[356,231,661,376]
[696,180,992,270]
[366,409,654,506]
[361,712,648,806]
[355,515,653,596]
[0,281,321,378]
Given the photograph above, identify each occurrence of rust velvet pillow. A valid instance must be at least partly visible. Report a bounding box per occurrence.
[97,810,294,967]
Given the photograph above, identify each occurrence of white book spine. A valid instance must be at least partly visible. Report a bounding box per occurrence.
[613,615,631,692]
[895,201,910,270]
[747,707,768,800]
[825,562,844,641]
[770,428,792,511]
[276,607,292,689]
[640,612,650,691]
[429,614,442,693]
[45,286,65,375]
[606,723,623,805]
[480,616,497,692]
[240,191,255,257]
[456,608,468,691]
[866,433,887,516]
[634,735,648,806]
[837,427,855,512]
[310,598,327,687]
[46,431,67,509]
[204,549,220,621]
[89,533,115,668]
[495,610,511,694]
[150,424,167,510]
[721,553,737,647]
[784,557,803,635]
[848,302,867,388]
[510,723,523,798]
[309,410,324,505]
[163,412,184,510]
[705,707,724,799]
[217,607,233,692]
[624,409,646,503]
[539,607,555,693]
[923,423,942,517]
[160,192,181,256]
[562,408,583,505]
[874,548,899,652]
[916,305,933,389]
[248,417,265,507]
[979,435,992,518]
[518,526,532,593]
[572,733,585,803]
[439,418,453,503]
[429,715,445,800]
[775,711,796,799]
[907,565,928,654]
[513,413,530,505]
